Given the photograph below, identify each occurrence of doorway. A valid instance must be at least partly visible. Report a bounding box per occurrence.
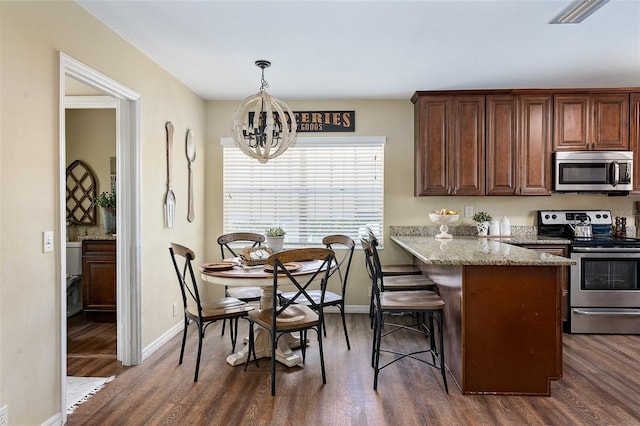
[65,98,118,375]
[59,53,142,420]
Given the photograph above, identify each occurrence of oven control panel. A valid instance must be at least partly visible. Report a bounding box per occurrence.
[538,210,612,226]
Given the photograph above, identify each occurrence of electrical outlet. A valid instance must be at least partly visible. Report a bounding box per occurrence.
[464,206,474,218]
[172,302,177,317]
[43,231,54,253]
[0,405,8,426]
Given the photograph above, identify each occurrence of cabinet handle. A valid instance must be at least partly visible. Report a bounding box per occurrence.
[447,186,452,195]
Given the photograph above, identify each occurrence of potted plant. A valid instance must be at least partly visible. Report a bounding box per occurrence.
[472,211,492,236]
[265,226,286,252]
[94,190,116,234]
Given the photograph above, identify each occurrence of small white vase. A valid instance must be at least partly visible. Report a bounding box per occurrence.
[266,236,284,252]
[102,208,116,234]
[476,221,489,236]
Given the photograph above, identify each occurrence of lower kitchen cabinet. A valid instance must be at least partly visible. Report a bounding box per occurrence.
[517,244,569,325]
[82,239,116,322]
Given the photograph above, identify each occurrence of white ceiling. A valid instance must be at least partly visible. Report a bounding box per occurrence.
[77,0,640,101]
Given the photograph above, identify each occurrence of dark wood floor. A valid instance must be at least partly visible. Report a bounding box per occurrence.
[67,312,122,377]
[66,313,640,425]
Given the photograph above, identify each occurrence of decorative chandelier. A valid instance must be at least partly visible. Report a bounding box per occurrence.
[231,60,297,164]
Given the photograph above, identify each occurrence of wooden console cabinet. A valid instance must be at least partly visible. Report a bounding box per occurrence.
[82,239,116,322]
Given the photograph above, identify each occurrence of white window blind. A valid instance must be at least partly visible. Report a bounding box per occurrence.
[221,136,385,245]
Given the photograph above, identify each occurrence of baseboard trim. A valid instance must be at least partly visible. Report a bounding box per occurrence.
[142,321,183,361]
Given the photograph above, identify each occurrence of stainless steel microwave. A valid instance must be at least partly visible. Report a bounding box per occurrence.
[554,151,633,193]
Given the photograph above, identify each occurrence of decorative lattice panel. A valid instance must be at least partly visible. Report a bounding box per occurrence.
[66,159,97,225]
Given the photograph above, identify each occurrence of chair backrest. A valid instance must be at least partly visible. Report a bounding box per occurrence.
[360,238,383,305]
[366,227,380,247]
[267,248,335,323]
[322,234,355,297]
[217,232,265,259]
[360,238,378,284]
[169,243,204,319]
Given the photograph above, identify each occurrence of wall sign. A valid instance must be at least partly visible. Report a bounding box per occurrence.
[248,110,355,133]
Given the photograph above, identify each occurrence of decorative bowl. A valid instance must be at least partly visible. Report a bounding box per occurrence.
[428,213,460,224]
[428,214,459,239]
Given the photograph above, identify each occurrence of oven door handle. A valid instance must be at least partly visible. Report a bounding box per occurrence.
[574,309,640,316]
[571,247,640,253]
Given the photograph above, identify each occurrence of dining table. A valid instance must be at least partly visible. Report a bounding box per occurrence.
[200,258,327,367]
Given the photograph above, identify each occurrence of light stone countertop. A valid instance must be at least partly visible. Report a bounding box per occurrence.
[390,235,575,266]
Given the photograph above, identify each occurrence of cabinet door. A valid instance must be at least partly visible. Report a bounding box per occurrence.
[591,93,629,150]
[520,244,569,322]
[83,257,117,312]
[486,95,517,195]
[451,96,485,195]
[554,95,590,150]
[414,96,451,195]
[554,93,629,151]
[631,93,640,194]
[82,240,116,322]
[519,95,552,195]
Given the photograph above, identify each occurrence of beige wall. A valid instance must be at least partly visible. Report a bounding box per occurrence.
[1,2,205,424]
[205,99,639,306]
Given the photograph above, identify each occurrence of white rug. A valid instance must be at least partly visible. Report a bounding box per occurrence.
[66,376,115,414]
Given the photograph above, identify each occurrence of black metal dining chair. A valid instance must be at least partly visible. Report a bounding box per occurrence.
[217,232,265,335]
[361,238,448,392]
[279,234,355,349]
[169,242,254,382]
[244,248,335,396]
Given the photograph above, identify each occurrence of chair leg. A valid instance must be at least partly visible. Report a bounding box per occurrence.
[179,316,189,364]
[194,322,204,382]
[300,330,307,363]
[229,317,238,352]
[244,322,259,370]
[221,318,226,336]
[436,312,449,394]
[271,331,277,396]
[373,311,383,390]
[339,304,350,350]
[317,327,327,385]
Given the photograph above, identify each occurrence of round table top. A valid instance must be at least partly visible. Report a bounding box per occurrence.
[200,259,326,287]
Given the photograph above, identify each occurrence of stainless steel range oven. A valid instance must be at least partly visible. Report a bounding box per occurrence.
[538,210,640,334]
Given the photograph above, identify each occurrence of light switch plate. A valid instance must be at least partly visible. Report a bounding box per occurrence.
[43,231,54,253]
[464,206,474,217]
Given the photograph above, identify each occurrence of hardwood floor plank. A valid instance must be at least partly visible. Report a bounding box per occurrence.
[66,314,640,425]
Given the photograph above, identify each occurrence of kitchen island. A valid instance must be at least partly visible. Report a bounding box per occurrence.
[390,235,575,396]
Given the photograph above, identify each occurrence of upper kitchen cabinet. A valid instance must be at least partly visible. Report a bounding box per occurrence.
[485,95,552,196]
[517,95,553,195]
[631,93,640,194]
[554,93,629,151]
[414,94,485,196]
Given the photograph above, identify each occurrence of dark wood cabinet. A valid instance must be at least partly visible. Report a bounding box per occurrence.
[518,95,553,195]
[631,93,640,194]
[486,95,518,195]
[82,239,116,322]
[554,93,629,151]
[414,95,484,196]
[486,95,552,196]
[517,244,569,323]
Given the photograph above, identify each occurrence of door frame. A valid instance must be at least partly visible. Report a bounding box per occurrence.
[59,52,142,420]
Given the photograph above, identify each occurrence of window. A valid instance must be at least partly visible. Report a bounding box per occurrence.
[221,136,385,245]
